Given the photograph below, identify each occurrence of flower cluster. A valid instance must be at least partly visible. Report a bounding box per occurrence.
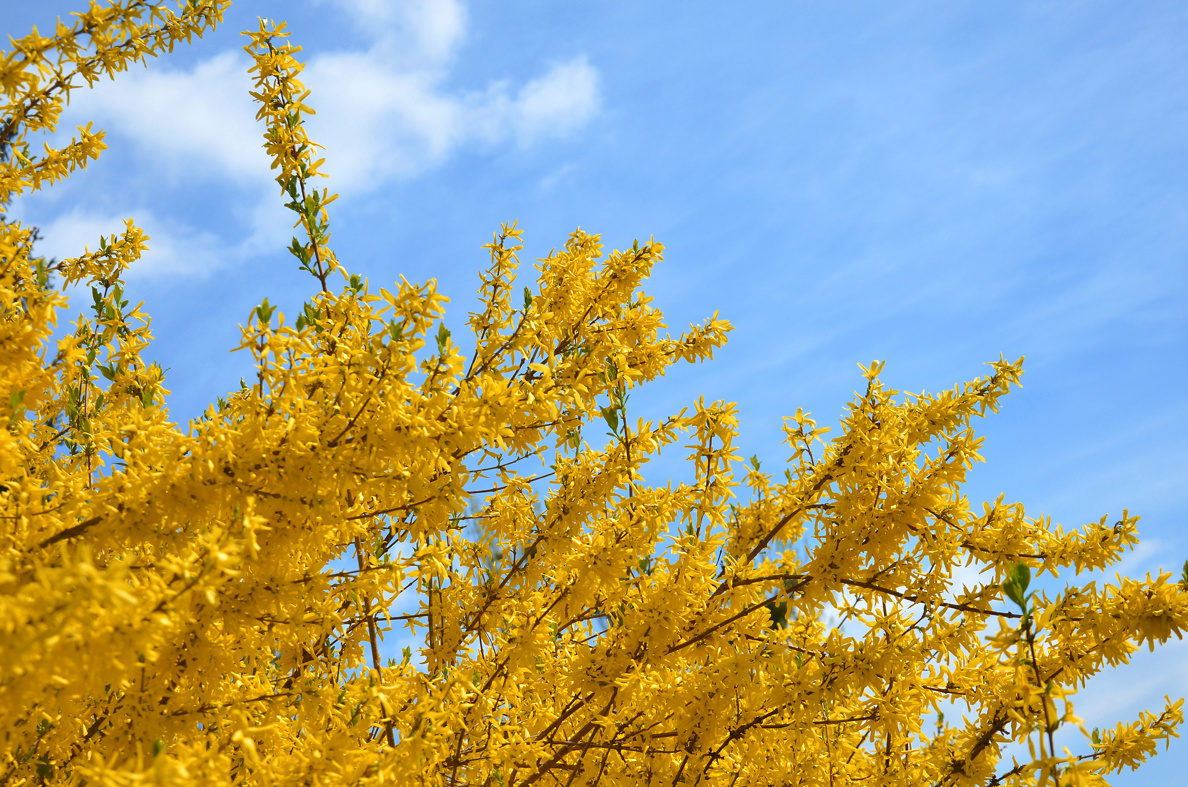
[1,4,1185,786]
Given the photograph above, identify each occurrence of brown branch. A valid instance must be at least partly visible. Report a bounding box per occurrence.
[36,516,100,549]
[836,577,1019,620]
[519,692,618,787]
[667,596,771,655]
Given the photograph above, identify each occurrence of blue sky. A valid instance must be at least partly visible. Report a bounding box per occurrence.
[4,1,1188,780]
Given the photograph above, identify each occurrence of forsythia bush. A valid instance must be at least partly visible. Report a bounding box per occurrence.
[2,3,1186,785]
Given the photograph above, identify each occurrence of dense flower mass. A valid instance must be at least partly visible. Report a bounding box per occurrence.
[2,3,1186,785]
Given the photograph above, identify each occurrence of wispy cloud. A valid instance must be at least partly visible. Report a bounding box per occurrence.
[53,0,599,196]
[25,0,600,277]
[301,0,599,191]
[59,50,269,189]
[301,51,599,190]
[326,0,468,62]
[38,208,237,280]
[512,58,600,144]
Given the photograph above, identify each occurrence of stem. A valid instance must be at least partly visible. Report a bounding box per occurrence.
[1023,614,1059,785]
[354,536,396,748]
[264,38,331,295]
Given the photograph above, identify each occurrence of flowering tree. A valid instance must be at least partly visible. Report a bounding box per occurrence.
[2,3,1186,785]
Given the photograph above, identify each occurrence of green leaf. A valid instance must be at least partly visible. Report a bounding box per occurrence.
[436,322,450,355]
[766,598,789,630]
[288,237,310,265]
[1002,561,1031,610]
[601,406,618,433]
[523,287,533,310]
[296,303,321,333]
[8,389,26,410]
[153,738,166,757]
[1009,561,1030,594]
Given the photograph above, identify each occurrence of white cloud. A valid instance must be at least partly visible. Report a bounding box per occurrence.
[39,209,231,280]
[283,0,598,191]
[302,52,599,189]
[300,51,464,184]
[28,0,600,276]
[63,5,601,188]
[331,0,468,62]
[513,57,600,144]
[323,0,470,60]
[60,51,269,189]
